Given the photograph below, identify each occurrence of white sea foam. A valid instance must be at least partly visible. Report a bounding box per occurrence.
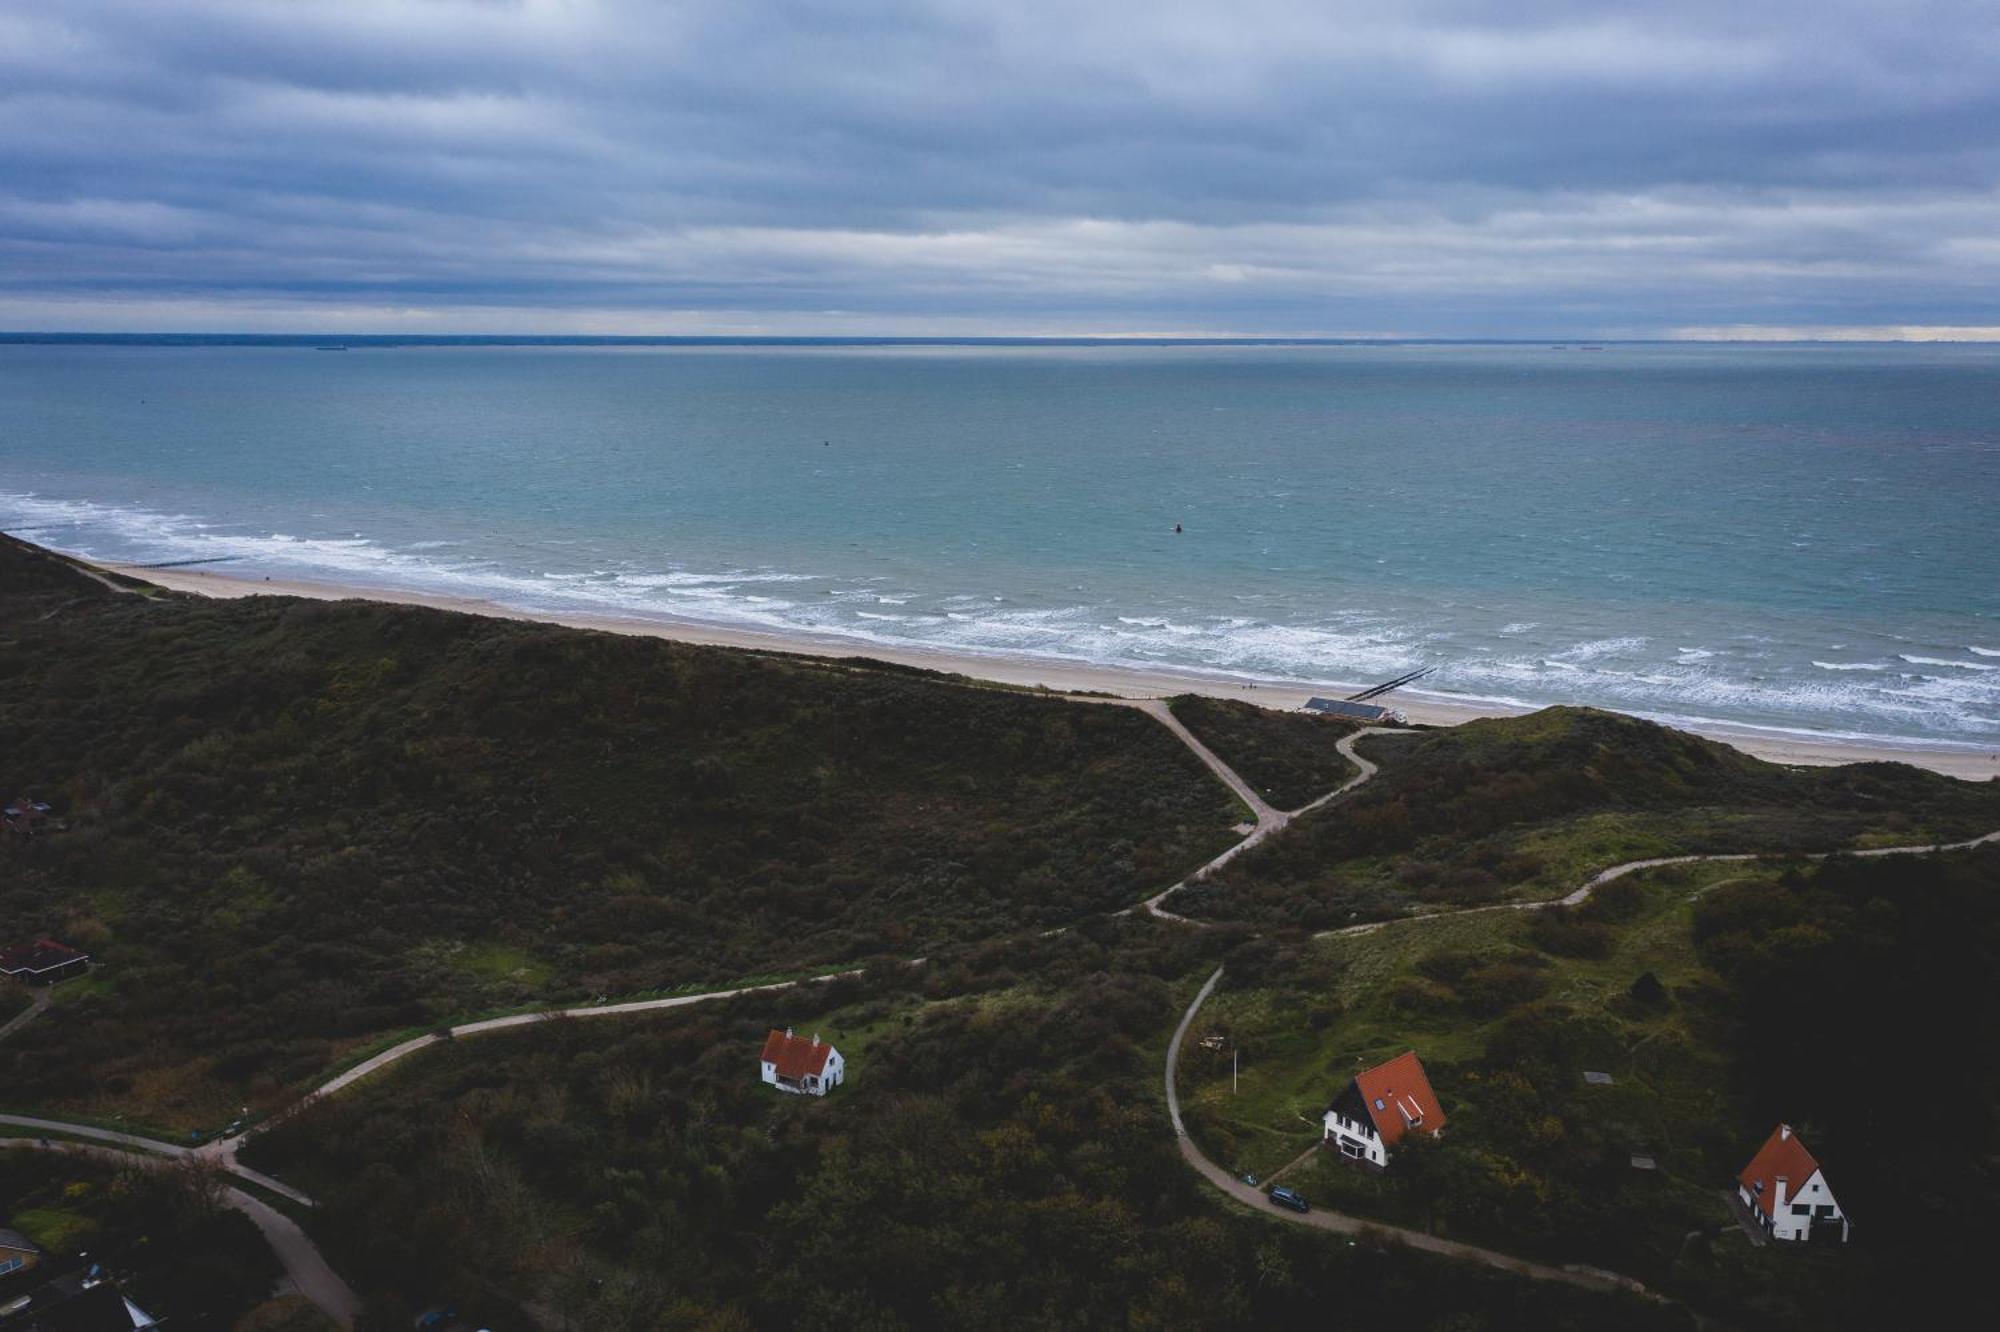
[6,484,1995,748]
[1900,654,1998,671]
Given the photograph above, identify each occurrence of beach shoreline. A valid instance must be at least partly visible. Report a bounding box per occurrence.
[95,560,2000,781]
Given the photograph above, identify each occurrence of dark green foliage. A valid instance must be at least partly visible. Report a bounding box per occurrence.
[1688,845,2000,1328]
[1179,706,2000,928]
[1528,908,1616,958]
[0,1153,282,1327]
[245,926,1679,1330]
[1166,694,1359,810]
[0,535,1238,1123]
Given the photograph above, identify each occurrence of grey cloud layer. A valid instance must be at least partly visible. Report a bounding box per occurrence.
[3,0,1997,334]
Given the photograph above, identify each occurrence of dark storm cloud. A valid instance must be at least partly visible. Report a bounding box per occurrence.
[3,0,1998,335]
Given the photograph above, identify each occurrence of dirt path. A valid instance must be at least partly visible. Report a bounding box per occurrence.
[1317,827,2000,941]
[0,989,50,1043]
[1101,711,1411,921]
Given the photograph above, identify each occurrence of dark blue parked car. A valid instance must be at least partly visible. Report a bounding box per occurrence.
[1267,1185,1310,1213]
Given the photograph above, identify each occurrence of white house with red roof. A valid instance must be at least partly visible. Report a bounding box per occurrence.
[760,1027,844,1096]
[1738,1123,1849,1243]
[1322,1050,1446,1167]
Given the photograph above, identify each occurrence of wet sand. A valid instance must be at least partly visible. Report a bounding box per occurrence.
[105,561,2000,781]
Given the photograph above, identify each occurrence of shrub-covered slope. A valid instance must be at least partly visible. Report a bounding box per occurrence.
[1179,705,2000,928]
[243,923,1681,1332]
[0,535,1238,1124]
[1166,694,1359,810]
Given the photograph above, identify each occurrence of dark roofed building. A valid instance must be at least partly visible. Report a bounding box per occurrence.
[0,1227,44,1278]
[3,796,52,837]
[1302,698,1397,723]
[0,939,89,986]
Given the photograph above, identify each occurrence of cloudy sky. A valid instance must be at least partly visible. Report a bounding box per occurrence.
[3,0,1997,337]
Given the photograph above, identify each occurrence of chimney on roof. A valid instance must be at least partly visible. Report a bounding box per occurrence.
[1780,1125,1791,1140]
[786,1027,794,1038]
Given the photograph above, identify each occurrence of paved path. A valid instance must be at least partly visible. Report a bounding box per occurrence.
[1164,966,1651,1297]
[0,989,50,1043]
[0,1137,360,1328]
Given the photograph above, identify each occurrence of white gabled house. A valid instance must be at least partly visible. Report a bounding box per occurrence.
[1737,1123,1849,1243]
[760,1027,844,1096]
[1321,1050,1447,1168]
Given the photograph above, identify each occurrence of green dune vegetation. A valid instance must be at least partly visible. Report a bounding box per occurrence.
[1176,706,2000,929]
[1165,694,1360,810]
[0,1149,303,1328]
[1182,845,2000,1329]
[0,535,1238,1127]
[8,531,1996,1330]
[242,918,1678,1332]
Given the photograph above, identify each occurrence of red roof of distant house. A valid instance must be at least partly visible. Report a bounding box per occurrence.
[1353,1051,1446,1147]
[0,937,88,975]
[761,1028,835,1080]
[1738,1124,1824,1219]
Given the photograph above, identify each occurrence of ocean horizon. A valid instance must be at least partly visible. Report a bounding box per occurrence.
[3,340,1996,751]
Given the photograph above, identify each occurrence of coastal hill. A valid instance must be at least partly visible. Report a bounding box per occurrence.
[0,533,1238,1125]
[1178,704,2000,929]
[6,531,1995,1329]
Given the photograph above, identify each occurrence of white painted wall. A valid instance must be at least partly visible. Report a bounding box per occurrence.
[1322,1109,1388,1167]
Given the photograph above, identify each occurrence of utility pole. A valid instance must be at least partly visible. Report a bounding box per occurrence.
[1233,1047,1238,1094]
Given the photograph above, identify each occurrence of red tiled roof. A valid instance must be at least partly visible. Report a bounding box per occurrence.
[1738,1124,1823,1219]
[0,937,87,974]
[760,1028,835,1080]
[1353,1051,1446,1146]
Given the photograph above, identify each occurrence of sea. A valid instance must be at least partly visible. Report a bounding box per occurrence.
[2,339,1997,751]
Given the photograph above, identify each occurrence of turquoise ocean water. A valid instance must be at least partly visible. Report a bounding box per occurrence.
[2,341,1996,749]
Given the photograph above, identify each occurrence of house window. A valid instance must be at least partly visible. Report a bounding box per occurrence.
[1791,1204,1811,1216]
[1373,1097,1385,1111]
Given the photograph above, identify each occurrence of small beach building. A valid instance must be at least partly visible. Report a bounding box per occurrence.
[0,938,89,986]
[759,1028,844,1096]
[1737,1123,1849,1243]
[1322,1051,1446,1167]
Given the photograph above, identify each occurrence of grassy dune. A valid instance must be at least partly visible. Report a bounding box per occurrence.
[0,535,1239,1126]
[1179,705,2000,929]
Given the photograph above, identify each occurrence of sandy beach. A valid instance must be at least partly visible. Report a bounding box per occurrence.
[104,561,2000,781]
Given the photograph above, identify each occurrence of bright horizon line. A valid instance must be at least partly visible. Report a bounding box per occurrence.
[6,327,2000,345]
